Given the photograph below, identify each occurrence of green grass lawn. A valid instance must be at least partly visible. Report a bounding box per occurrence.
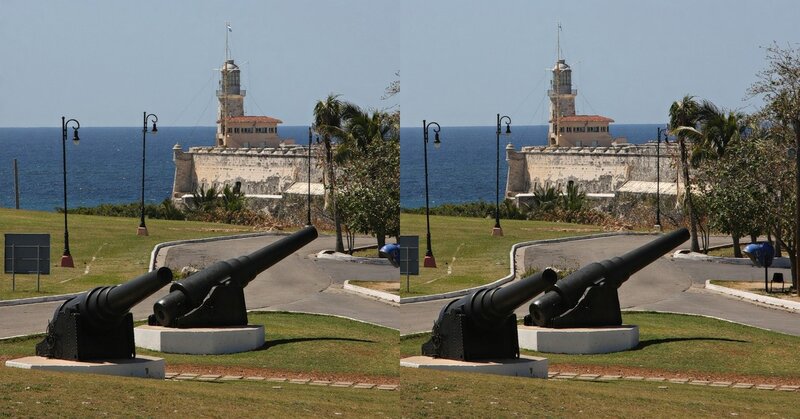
[399,213,602,297]
[401,312,800,416]
[401,368,797,418]
[1,312,398,381]
[0,208,271,300]
[0,370,398,418]
[402,312,800,379]
[1,311,398,417]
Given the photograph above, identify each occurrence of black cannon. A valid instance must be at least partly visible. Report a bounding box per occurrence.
[524,228,689,328]
[421,268,558,361]
[149,226,318,328]
[36,267,173,361]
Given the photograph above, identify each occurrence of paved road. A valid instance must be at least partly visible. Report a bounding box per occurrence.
[0,233,399,339]
[400,234,800,336]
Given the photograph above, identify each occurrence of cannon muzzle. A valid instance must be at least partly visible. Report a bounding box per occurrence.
[526,228,689,328]
[151,226,318,328]
[422,268,557,361]
[36,267,173,360]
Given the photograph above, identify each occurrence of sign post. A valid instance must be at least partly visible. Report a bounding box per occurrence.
[4,234,51,292]
[398,236,419,293]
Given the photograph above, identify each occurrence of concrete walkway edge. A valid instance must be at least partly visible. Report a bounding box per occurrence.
[705,280,800,312]
[400,231,653,304]
[343,280,400,303]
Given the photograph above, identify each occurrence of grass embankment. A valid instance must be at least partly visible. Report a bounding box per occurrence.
[1,312,399,417]
[399,213,601,297]
[0,208,264,299]
[401,312,800,416]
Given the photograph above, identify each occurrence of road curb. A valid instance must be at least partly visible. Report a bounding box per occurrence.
[400,231,653,304]
[674,252,792,268]
[343,280,400,303]
[705,280,800,312]
[316,251,392,266]
[0,292,83,308]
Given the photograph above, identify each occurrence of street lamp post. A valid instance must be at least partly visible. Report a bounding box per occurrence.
[138,112,158,236]
[493,114,511,236]
[655,126,666,230]
[60,116,80,268]
[422,120,441,268]
[307,126,313,226]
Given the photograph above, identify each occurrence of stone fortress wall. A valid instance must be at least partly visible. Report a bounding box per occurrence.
[505,143,681,201]
[171,144,324,211]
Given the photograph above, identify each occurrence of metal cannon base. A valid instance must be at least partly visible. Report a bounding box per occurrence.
[421,312,519,361]
[36,313,135,361]
[401,355,548,378]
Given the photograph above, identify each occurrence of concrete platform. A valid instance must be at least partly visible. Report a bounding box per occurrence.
[5,355,164,379]
[400,355,548,378]
[518,325,639,354]
[135,325,265,354]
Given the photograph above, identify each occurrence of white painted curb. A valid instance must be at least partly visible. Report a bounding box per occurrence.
[674,252,792,268]
[343,280,400,303]
[705,280,800,312]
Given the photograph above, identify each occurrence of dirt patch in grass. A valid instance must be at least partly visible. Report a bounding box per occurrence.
[551,362,800,386]
[168,363,398,384]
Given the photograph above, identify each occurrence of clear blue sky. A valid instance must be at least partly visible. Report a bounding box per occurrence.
[401,0,800,127]
[0,0,398,127]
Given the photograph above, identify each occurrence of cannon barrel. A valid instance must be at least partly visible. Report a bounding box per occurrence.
[153,226,318,327]
[528,228,689,327]
[58,267,173,330]
[440,268,558,329]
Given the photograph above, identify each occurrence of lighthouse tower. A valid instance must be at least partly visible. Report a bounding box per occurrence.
[213,23,285,148]
[216,60,246,145]
[547,59,577,146]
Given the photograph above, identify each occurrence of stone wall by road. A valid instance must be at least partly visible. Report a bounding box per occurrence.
[172,145,324,198]
[506,143,681,196]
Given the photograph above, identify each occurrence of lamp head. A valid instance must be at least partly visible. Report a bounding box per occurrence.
[72,128,80,145]
[505,124,511,135]
[433,132,441,149]
[151,121,158,133]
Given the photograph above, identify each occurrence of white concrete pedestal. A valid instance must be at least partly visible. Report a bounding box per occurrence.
[518,325,639,354]
[135,325,265,355]
[5,355,164,379]
[400,355,548,378]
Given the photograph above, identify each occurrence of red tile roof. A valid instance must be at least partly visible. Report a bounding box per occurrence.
[558,115,614,123]
[225,116,283,124]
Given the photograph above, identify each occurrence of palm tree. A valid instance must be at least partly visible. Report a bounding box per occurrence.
[313,94,346,253]
[682,101,748,256]
[669,95,701,252]
[335,106,397,249]
[691,100,745,163]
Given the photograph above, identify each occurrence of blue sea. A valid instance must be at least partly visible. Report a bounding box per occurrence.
[0,126,312,212]
[0,123,661,212]
[399,124,664,209]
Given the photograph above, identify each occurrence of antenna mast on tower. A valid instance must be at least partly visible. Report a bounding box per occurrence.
[220,22,231,146]
[555,23,561,146]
